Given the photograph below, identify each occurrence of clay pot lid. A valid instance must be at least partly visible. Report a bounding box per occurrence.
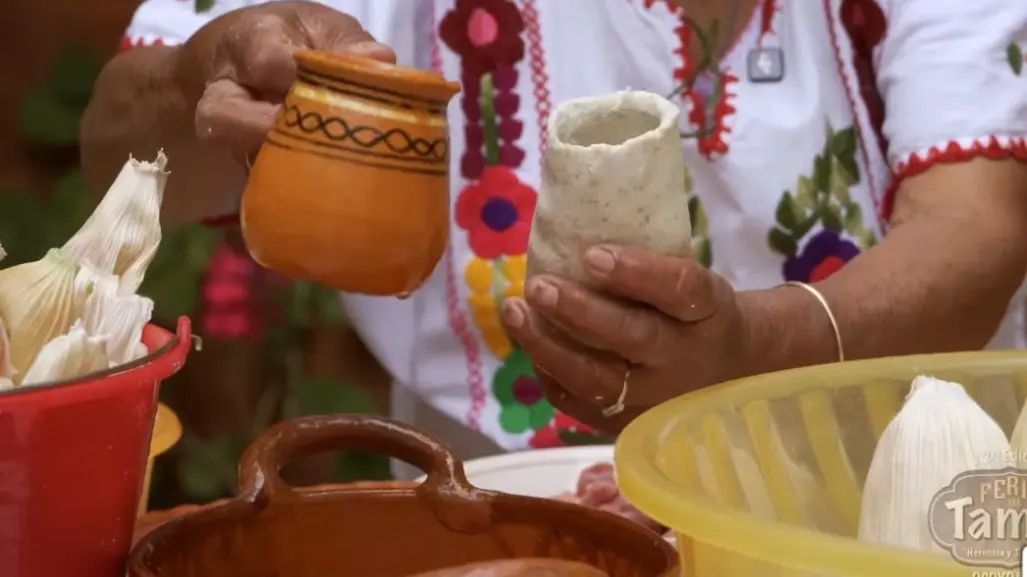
[295,50,461,105]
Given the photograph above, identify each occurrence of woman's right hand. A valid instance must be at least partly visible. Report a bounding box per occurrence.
[176,0,396,162]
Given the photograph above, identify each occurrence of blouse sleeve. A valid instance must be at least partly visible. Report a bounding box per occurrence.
[875,0,1027,215]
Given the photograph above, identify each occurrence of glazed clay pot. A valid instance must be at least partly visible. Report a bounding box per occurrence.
[527,91,691,288]
[241,51,460,295]
[127,415,678,577]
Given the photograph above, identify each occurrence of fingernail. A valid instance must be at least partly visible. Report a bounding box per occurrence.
[501,298,525,329]
[529,278,558,307]
[585,247,616,277]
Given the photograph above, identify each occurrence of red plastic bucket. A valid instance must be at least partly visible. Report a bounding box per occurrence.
[0,317,193,577]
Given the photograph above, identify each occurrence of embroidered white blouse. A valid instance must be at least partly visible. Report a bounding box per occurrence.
[124,0,1027,450]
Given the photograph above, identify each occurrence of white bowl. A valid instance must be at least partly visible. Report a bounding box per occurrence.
[417,445,614,497]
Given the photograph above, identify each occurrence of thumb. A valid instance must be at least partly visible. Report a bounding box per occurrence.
[195,78,280,156]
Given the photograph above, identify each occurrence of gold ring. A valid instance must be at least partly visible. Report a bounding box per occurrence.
[602,367,631,417]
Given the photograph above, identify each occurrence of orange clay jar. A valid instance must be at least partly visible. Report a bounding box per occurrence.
[241,51,460,296]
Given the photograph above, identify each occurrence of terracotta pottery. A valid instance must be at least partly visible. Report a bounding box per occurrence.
[127,415,678,577]
[241,51,461,296]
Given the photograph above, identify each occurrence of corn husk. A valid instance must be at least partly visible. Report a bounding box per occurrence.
[0,248,86,381]
[21,322,108,386]
[858,375,1012,553]
[62,150,168,294]
[82,275,153,367]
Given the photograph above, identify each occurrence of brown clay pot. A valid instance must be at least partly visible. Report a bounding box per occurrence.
[127,415,678,577]
[241,51,461,295]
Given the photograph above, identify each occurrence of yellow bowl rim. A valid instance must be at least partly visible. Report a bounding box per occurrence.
[615,350,1027,576]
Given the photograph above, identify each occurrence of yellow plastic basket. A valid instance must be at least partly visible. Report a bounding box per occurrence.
[616,351,1027,577]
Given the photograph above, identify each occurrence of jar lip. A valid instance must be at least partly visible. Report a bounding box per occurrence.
[294,50,460,107]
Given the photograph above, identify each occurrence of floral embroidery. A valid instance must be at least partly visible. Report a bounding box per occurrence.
[1008,43,1025,75]
[493,349,553,433]
[455,167,536,259]
[531,412,612,449]
[783,230,860,282]
[768,124,877,280]
[442,0,592,447]
[647,0,740,159]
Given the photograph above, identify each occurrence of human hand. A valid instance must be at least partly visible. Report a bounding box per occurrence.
[499,245,748,433]
[177,1,395,162]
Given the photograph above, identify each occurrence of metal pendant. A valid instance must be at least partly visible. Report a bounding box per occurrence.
[747,47,785,83]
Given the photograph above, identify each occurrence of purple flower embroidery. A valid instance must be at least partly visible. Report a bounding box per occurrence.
[783,229,860,282]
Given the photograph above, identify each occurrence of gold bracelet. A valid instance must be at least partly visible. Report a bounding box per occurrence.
[781,281,845,363]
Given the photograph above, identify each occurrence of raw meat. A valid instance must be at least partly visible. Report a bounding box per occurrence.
[557,462,666,535]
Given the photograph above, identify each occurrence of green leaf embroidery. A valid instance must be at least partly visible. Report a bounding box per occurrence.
[768,228,798,258]
[1008,43,1024,75]
[821,204,844,232]
[792,215,819,240]
[195,0,215,13]
[688,195,709,237]
[830,167,852,204]
[479,75,500,164]
[774,192,805,232]
[813,155,832,194]
[692,238,712,268]
[830,127,856,159]
[795,176,817,210]
[843,203,864,236]
[859,229,877,250]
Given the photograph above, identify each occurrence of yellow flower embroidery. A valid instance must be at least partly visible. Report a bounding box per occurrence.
[504,282,524,300]
[465,258,514,358]
[464,258,493,294]
[502,255,526,285]
[482,327,513,359]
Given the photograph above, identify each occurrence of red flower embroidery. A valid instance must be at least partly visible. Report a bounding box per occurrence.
[455,167,536,259]
[529,412,596,449]
[439,0,525,75]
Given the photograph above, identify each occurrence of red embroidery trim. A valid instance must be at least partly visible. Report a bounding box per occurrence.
[822,0,882,221]
[759,0,778,38]
[882,137,1027,222]
[119,36,164,52]
[520,0,552,170]
[646,0,747,159]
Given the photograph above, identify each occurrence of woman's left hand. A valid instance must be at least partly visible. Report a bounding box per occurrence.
[499,244,748,433]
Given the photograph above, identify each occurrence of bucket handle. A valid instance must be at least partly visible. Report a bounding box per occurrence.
[237,414,493,531]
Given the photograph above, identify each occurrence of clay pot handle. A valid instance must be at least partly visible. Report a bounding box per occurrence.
[237,414,487,519]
